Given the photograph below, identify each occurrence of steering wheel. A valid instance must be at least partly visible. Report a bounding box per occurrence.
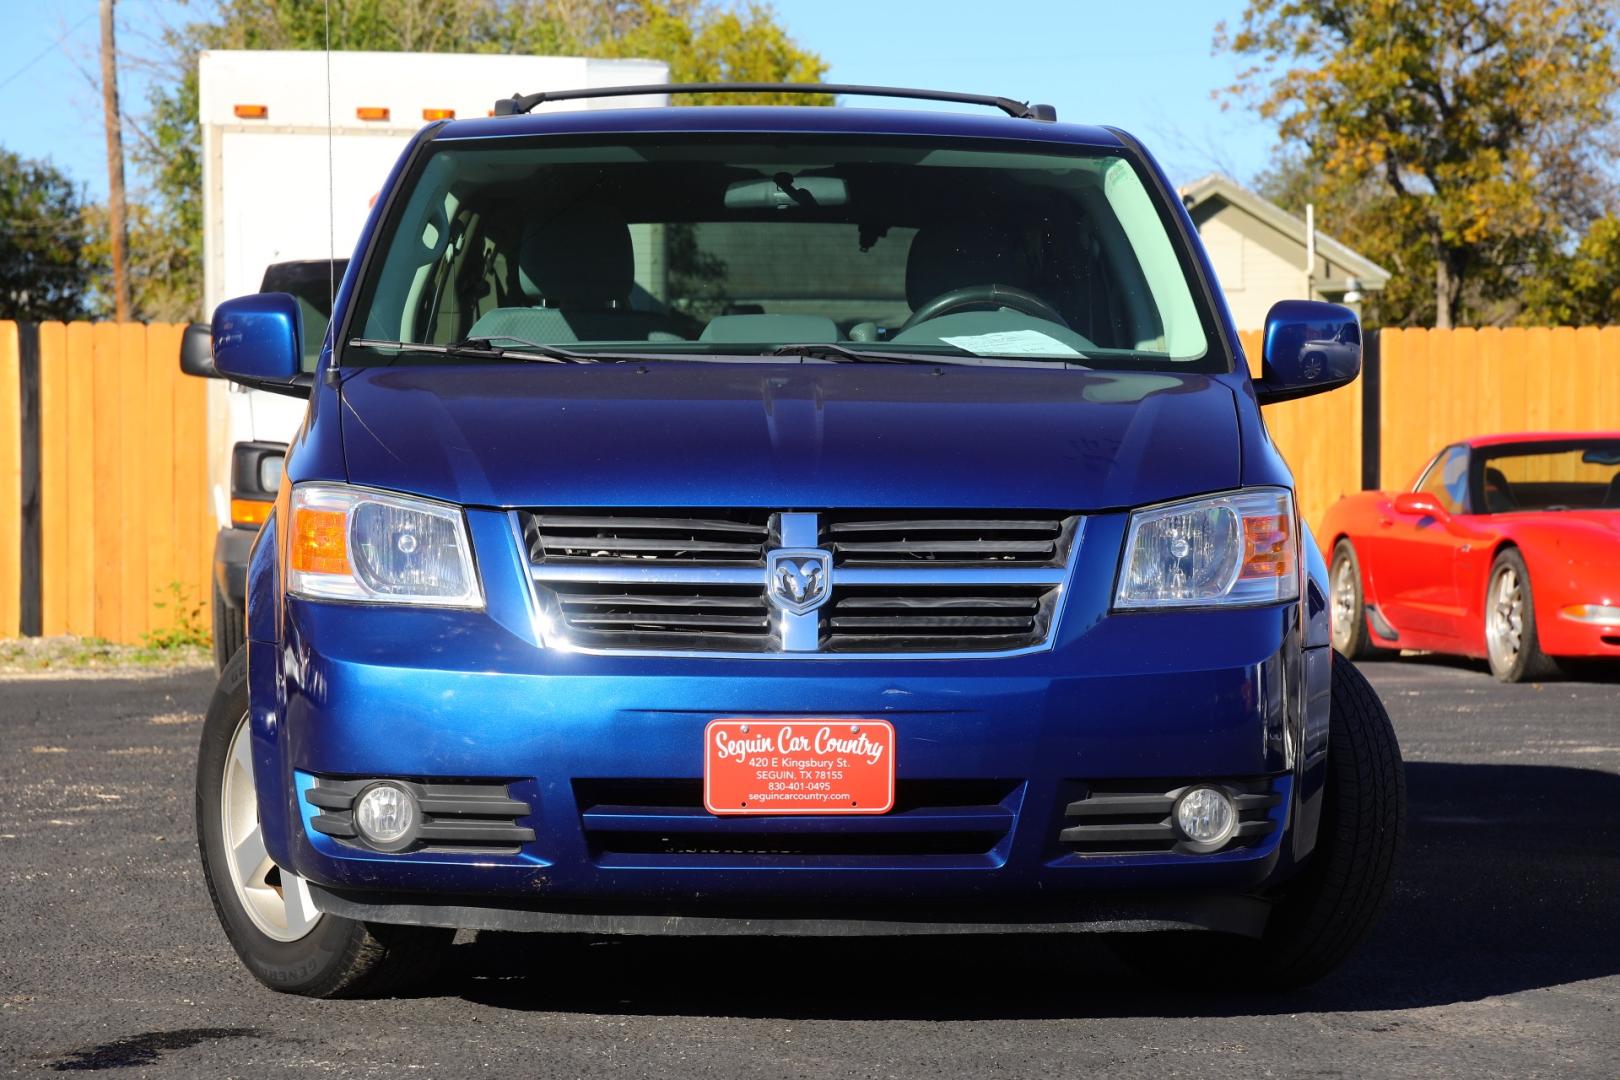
[896,283,1070,335]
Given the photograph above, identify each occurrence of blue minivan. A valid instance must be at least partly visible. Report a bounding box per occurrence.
[195,84,1403,997]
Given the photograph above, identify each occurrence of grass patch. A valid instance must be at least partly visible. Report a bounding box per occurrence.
[0,635,210,673]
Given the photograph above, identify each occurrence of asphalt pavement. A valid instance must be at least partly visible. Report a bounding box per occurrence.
[2,657,1617,1078]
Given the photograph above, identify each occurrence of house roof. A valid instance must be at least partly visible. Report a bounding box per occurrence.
[1179,173,1391,290]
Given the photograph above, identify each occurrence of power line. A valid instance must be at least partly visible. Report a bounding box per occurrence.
[0,12,98,95]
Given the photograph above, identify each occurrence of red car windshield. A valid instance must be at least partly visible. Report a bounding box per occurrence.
[1474,439,1620,513]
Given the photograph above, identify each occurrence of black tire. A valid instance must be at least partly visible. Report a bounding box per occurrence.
[1112,657,1406,990]
[211,582,245,673]
[196,650,454,997]
[1484,548,1558,683]
[1328,539,1390,660]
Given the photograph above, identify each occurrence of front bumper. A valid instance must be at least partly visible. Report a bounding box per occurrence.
[246,511,1330,934]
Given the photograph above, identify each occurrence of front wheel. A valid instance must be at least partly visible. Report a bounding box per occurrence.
[1112,657,1406,989]
[196,651,453,997]
[1485,549,1557,683]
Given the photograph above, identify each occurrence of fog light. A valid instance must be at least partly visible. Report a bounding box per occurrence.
[1175,786,1236,848]
[353,783,416,849]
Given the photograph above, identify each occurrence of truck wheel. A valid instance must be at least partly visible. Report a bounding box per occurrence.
[1112,657,1405,990]
[211,583,245,673]
[196,650,454,997]
[1328,540,1389,660]
[1484,549,1558,683]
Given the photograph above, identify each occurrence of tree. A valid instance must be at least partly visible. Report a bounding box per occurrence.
[1522,215,1620,325]
[1221,0,1620,328]
[0,149,97,320]
[131,0,828,320]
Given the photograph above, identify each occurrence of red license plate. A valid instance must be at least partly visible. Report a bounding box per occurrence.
[704,719,896,815]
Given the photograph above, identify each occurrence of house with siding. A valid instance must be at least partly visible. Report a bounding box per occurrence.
[1180,174,1391,330]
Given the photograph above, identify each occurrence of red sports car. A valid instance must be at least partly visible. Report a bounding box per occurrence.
[1319,432,1620,681]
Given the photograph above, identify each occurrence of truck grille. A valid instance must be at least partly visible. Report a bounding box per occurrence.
[518,509,1080,657]
[1058,779,1282,856]
[574,778,1021,864]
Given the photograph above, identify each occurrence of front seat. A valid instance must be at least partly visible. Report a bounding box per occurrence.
[1482,467,1518,513]
[1601,473,1620,508]
[468,215,674,343]
[903,222,1037,313]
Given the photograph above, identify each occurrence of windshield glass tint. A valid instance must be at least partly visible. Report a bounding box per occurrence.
[1473,440,1620,512]
[345,134,1216,368]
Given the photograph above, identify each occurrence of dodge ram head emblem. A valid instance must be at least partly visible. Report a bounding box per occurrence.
[766,549,832,615]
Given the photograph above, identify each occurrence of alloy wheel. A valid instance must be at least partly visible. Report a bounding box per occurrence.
[1331,557,1358,650]
[1486,566,1524,671]
[220,713,320,942]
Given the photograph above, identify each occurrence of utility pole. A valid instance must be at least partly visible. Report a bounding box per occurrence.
[100,0,131,322]
[1303,203,1315,301]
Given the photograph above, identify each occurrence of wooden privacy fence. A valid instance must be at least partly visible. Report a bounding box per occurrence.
[1,321,213,644]
[1378,327,1620,489]
[0,322,1616,641]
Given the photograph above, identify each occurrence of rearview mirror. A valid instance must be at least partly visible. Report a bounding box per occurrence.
[179,322,216,378]
[724,173,848,209]
[1393,491,1449,521]
[211,293,311,398]
[1255,299,1361,405]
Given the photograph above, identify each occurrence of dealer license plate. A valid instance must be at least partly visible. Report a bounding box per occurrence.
[703,719,896,815]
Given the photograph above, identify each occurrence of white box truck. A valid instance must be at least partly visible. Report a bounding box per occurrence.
[182,50,668,667]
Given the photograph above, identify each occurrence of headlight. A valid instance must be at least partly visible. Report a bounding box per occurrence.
[288,484,483,608]
[1115,488,1298,609]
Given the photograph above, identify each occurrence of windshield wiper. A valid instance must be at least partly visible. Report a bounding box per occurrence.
[349,336,602,364]
[770,342,949,365]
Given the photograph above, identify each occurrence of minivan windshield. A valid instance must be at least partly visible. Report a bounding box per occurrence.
[343,133,1219,370]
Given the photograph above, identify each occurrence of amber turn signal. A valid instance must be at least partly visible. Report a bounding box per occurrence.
[290,506,349,576]
[1240,514,1295,579]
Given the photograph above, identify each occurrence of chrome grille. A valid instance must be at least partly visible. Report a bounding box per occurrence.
[548,582,772,650]
[824,585,1053,653]
[523,510,769,564]
[519,509,1080,657]
[823,511,1074,566]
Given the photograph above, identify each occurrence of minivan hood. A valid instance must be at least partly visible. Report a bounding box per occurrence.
[338,363,1240,510]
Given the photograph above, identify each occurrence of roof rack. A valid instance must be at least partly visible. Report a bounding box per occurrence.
[490,83,1058,122]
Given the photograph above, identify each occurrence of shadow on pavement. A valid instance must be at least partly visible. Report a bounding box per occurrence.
[1380,651,1620,684]
[449,762,1620,1020]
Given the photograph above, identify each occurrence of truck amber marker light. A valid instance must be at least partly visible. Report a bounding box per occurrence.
[233,104,268,119]
[229,498,272,529]
[422,107,455,120]
[356,106,391,121]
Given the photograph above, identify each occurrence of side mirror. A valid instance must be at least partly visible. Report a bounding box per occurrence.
[211,293,311,398]
[178,322,217,378]
[1255,299,1361,405]
[1393,491,1449,521]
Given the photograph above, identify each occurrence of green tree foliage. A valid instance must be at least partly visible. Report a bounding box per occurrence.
[0,148,97,320]
[131,0,827,320]
[1524,215,1620,325]
[1222,0,1620,328]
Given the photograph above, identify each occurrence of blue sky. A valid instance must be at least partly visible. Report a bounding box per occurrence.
[0,0,1273,200]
